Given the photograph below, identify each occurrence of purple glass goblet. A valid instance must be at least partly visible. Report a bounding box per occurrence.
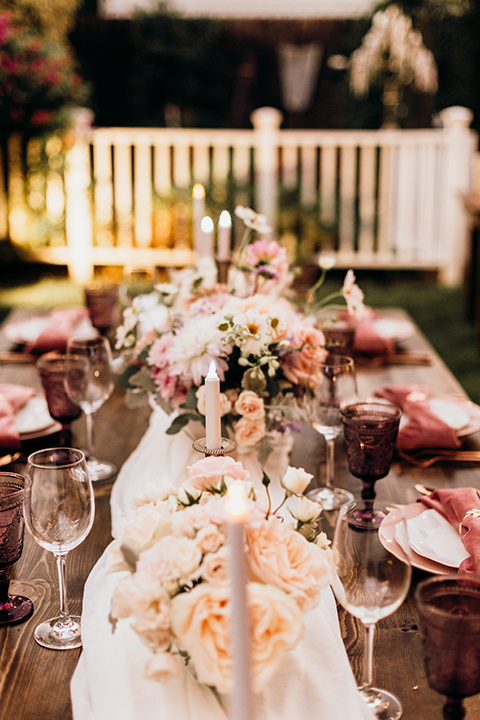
[416,575,480,720]
[319,312,356,356]
[0,473,33,624]
[36,353,82,446]
[341,401,401,529]
[84,284,120,336]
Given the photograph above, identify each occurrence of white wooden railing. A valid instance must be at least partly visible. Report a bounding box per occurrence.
[4,105,477,285]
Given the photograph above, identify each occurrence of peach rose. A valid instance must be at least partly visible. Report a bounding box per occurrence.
[170,581,303,693]
[144,651,183,683]
[246,516,332,612]
[187,455,250,490]
[196,386,232,417]
[234,416,266,447]
[201,545,230,584]
[234,390,265,420]
[281,321,327,387]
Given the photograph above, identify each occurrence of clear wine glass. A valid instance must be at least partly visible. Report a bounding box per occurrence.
[341,401,402,529]
[332,501,412,720]
[303,354,357,510]
[25,448,94,649]
[36,353,82,446]
[65,336,117,482]
[0,472,33,624]
[416,574,480,720]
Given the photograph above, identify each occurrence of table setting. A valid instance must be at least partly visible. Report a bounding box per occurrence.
[2,207,480,720]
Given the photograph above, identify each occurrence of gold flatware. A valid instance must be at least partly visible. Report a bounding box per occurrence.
[357,352,432,368]
[397,448,480,468]
[0,452,21,467]
[0,353,36,364]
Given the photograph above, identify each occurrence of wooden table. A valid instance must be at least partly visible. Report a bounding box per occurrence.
[1,308,480,720]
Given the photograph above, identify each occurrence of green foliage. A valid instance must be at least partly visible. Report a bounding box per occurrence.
[0,10,90,137]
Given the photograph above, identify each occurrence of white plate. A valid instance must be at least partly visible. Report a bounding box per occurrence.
[405,508,470,568]
[15,395,55,435]
[5,317,50,345]
[379,503,465,574]
[373,318,415,342]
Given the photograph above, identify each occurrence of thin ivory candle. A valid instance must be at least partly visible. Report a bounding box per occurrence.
[226,483,254,720]
[217,210,232,261]
[205,360,222,450]
[192,184,206,258]
[200,215,214,260]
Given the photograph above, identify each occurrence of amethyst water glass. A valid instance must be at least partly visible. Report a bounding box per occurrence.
[416,575,480,720]
[84,284,120,336]
[37,353,82,446]
[341,401,401,529]
[0,473,33,624]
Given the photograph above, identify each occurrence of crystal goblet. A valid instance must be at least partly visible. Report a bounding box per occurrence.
[84,283,120,336]
[304,355,357,510]
[341,401,401,528]
[332,501,411,719]
[0,472,33,624]
[25,447,94,649]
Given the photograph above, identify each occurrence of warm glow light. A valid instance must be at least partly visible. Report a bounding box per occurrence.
[201,215,214,233]
[218,210,231,229]
[226,482,248,520]
[193,183,205,199]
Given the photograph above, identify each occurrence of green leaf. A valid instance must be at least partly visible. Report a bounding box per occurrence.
[166,412,201,435]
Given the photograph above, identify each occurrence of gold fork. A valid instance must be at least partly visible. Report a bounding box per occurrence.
[0,452,21,468]
[397,448,480,468]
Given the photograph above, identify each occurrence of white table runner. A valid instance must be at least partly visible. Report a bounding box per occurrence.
[71,404,375,720]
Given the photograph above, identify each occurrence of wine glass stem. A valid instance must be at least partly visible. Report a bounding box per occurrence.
[0,573,10,606]
[55,553,70,620]
[361,481,376,517]
[325,437,335,490]
[443,698,465,720]
[84,411,97,462]
[362,621,376,694]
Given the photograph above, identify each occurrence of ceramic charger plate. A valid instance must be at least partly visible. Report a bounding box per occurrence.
[14,395,62,440]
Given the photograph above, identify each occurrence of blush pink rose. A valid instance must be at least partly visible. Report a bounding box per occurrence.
[246,516,332,612]
[187,455,250,490]
[281,321,327,387]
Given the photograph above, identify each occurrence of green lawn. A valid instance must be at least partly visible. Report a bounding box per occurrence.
[1,256,479,404]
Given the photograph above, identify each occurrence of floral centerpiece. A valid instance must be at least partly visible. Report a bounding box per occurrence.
[115,207,364,458]
[108,454,333,693]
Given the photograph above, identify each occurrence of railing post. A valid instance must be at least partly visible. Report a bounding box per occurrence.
[64,108,95,284]
[250,106,283,229]
[438,105,475,286]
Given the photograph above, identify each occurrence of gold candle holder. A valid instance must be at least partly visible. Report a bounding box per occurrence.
[216,259,230,285]
[192,437,237,457]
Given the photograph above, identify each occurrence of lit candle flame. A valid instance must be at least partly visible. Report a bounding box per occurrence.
[192,183,205,199]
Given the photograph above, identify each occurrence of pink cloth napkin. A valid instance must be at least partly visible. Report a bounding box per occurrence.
[419,488,480,573]
[0,384,36,450]
[375,385,462,451]
[341,308,394,355]
[24,308,88,354]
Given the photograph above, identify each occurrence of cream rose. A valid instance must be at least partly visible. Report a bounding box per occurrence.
[234,390,265,420]
[234,416,266,447]
[195,524,224,554]
[281,466,313,495]
[293,496,322,523]
[246,516,332,612]
[201,545,230,584]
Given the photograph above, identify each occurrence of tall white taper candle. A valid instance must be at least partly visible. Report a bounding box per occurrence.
[217,210,232,261]
[226,482,254,720]
[200,216,214,259]
[192,183,206,258]
[205,360,222,450]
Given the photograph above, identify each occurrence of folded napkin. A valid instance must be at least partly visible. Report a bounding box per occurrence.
[24,308,90,354]
[352,308,395,356]
[0,384,36,450]
[419,488,480,573]
[375,385,462,451]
